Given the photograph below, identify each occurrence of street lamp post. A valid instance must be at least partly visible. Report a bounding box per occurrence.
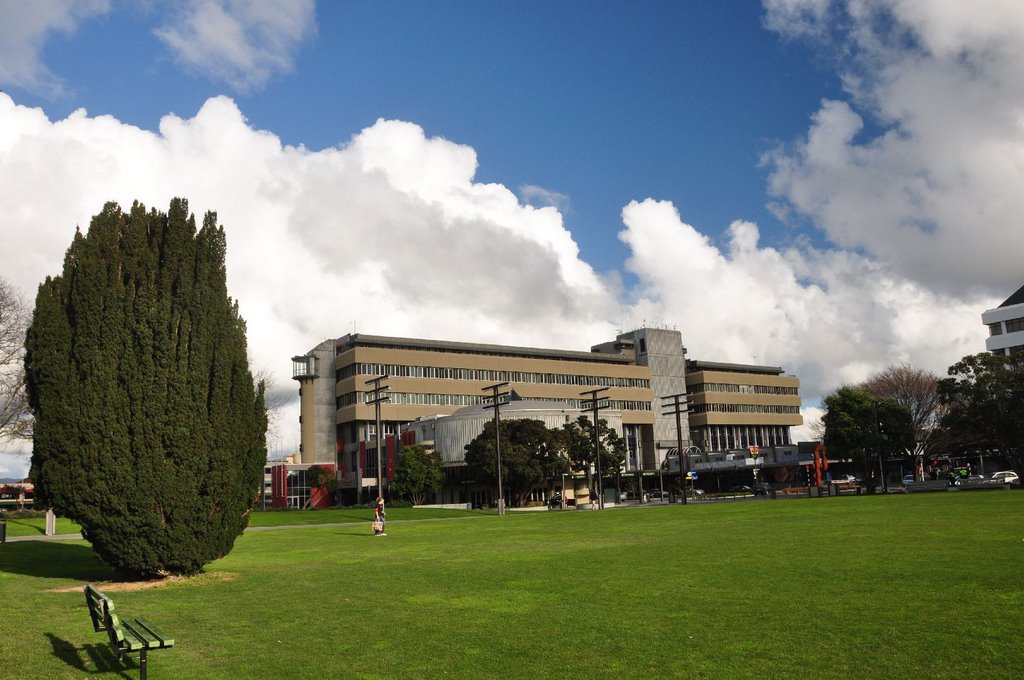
[482,382,510,515]
[682,445,702,500]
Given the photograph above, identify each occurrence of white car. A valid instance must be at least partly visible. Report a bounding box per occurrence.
[988,471,1019,485]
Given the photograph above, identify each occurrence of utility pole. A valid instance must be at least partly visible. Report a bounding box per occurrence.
[872,400,888,493]
[482,382,510,515]
[661,393,688,505]
[365,375,390,500]
[581,387,610,510]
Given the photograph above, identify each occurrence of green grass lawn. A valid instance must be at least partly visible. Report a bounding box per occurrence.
[2,493,1021,679]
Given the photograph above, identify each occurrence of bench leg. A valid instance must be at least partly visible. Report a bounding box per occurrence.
[139,649,148,680]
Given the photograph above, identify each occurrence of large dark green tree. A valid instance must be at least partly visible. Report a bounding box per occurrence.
[822,386,914,491]
[937,353,1024,473]
[465,418,568,507]
[25,199,266,577]
[390,445,443,505]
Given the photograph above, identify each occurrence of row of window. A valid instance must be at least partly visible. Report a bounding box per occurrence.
[693,424,792,452]
[690,403,801,414]
[338,362,650,389]
[688,382,798,395]
[336,391,654,412]
[989,317,1024,336]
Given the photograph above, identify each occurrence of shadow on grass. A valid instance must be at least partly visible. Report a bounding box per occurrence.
[46,632,136,679]
[3,518,47,535]
[0,541,117,581]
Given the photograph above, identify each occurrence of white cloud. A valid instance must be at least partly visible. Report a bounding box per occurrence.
[518,184,572,214]
[0,440,30,480]
[618,197,987,403]
[762,0,1024,297]
[154,0,316,92]
[0,0,110,96]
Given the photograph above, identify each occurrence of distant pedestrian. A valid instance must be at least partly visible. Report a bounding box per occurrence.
[373,496,387,536]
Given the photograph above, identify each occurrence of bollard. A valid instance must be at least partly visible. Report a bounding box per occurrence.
[0,520,6,543]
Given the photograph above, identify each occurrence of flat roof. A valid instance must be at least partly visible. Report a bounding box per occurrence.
[335,333,634,365]
[686,359,784,375]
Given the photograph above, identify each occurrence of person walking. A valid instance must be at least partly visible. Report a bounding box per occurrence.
[373,496,387,536]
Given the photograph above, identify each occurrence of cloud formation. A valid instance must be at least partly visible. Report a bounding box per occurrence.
[154,0,316,92]
[763,0,1024,296]
[0,0,110,96]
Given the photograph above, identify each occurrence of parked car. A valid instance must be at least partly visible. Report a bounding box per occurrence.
[902,474,915,486]
[988,471,1019,485]
[645,490,668,501]
[728,484,752,493]
[546,493,563,508]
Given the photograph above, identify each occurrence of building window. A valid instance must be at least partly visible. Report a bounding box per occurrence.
[1005,318,1024,334]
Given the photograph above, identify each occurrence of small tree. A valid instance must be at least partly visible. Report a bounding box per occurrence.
[823,386,914,491]
[25,199,267,577]
[0,277,31,443]
[304,464,337,508]
[561,416,627,488]
[390,445,443,505]
[860,363,950,462]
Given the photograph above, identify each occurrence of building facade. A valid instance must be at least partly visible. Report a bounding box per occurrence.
[982,283,1024,356]
[290,327,803,503]
[684,360,802,453]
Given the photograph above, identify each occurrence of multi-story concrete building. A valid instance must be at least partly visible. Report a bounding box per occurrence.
[982,283,1024,356]
[291,327,803,503]
[684,360,802,453]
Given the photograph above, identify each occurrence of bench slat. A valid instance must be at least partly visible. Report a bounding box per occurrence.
[121,619,157,650]
[133,617,175,648]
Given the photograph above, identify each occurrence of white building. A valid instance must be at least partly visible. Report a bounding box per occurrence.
[982,283,1024,356]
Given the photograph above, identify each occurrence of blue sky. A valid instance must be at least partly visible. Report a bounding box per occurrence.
[19,1,838,272]
[2,1,1022,478]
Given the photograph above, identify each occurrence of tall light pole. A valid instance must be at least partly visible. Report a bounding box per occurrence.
[365,375,390,500]
[581,387,609,510]
[482,382,509,515]
[661,393,688,505]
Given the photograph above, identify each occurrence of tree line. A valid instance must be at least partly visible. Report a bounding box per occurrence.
[374,415,626,508]
[821,359,1024,487]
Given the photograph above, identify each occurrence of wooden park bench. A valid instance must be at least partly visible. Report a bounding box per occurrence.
[83,584,175,679]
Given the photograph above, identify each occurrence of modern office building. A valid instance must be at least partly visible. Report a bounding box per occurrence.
[291,327,803,503]
[982,283,1024,356]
